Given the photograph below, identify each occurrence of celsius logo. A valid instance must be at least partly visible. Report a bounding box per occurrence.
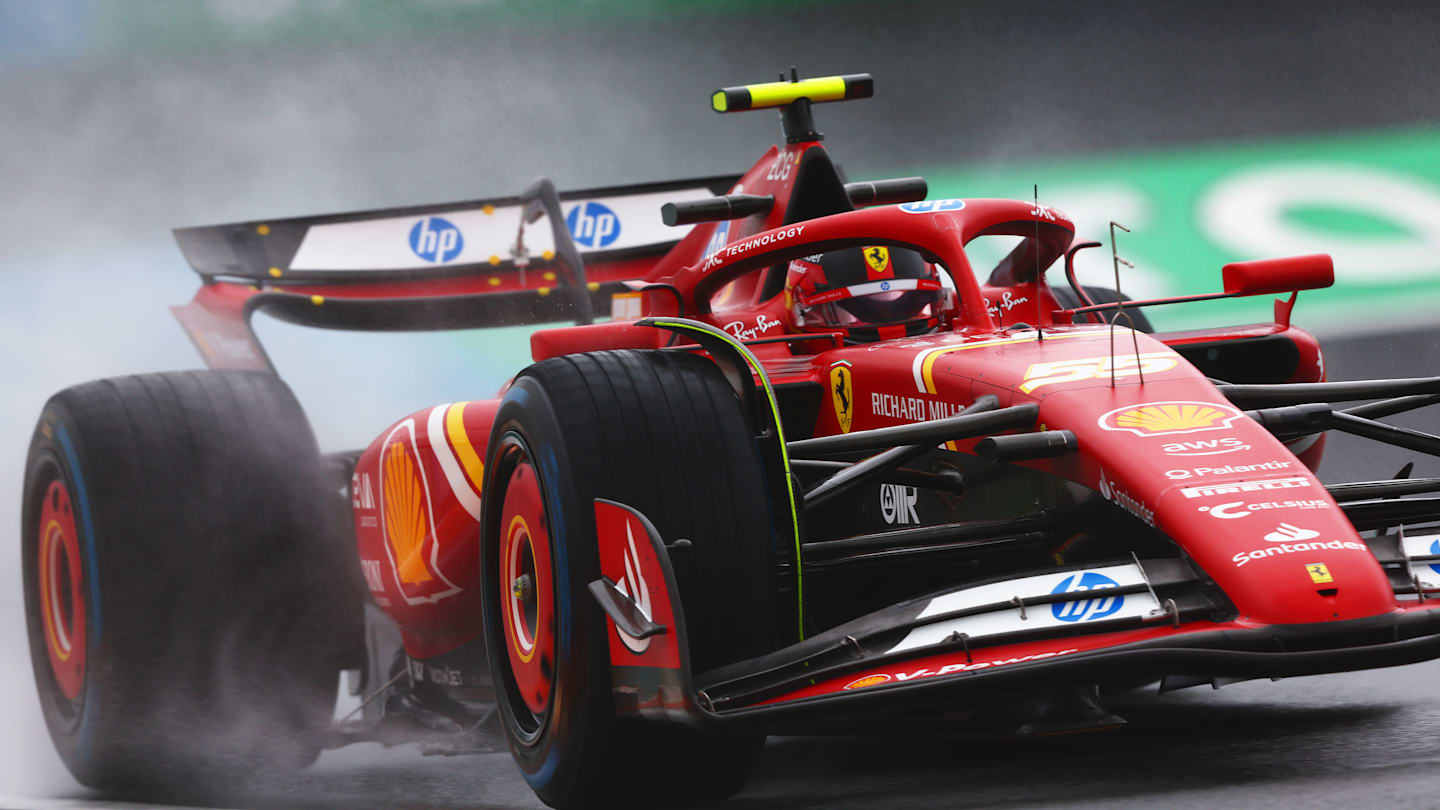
[408,217,464,263]
[1199,500,1250,519]
[898,199,966,214]
[1199,498,1330,519]
[1050,572,1124,623]
[566,201,621,248]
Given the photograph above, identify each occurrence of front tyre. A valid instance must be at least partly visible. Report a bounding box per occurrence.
[480,350,781,808]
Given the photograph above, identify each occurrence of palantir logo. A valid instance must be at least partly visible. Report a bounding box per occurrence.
[408,216,464,263]
[1050,572,1124,623]
[566,201,621,249]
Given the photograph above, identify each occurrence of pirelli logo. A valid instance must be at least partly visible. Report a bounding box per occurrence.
[1180,475,1312,499]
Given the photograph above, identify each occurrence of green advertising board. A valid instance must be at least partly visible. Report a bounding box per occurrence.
[449,124,1440,373]
[922,125,1440,333]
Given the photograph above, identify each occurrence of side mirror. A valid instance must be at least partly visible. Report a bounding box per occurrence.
[1222,254,1334,296]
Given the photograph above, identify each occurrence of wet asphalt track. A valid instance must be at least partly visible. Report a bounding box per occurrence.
[15,324,1437,810]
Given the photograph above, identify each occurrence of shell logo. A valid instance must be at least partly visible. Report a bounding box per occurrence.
[377,419,462,605]
[842,673,892,690]
[1099,401,1244,437]
[383,443,433,584]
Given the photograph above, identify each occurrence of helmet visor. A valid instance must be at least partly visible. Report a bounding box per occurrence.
[799,278,942,328]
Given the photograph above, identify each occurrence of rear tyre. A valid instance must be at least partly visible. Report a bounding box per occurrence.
[1053,284,1154,333]
[21,370,363,794]
[480,350,781,809]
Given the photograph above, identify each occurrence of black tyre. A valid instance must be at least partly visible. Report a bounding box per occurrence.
[21,370,363,794]
[1053,284,1154,333]
[480,350,781,809]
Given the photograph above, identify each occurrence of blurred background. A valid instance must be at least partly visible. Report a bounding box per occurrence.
[4,0,1440,805]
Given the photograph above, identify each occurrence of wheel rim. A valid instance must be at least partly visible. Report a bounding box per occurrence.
[497,442,555,737]
[37,476,86,706]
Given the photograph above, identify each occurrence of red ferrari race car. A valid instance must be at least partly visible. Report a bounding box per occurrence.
[22,72,1440,808]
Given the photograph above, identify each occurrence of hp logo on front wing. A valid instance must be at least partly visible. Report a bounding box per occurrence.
[1050,572,1124,623]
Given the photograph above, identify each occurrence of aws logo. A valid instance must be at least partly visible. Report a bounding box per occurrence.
[1099,401,1244,437]
[378,420,462,605]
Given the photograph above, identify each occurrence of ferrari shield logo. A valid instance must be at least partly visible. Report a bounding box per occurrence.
[863,245,891,276]
[830,364,854,433]
[1306,562,1334,584]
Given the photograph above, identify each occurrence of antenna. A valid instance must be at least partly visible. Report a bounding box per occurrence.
[1107,222,1146,388]
[1033,184,1043,343]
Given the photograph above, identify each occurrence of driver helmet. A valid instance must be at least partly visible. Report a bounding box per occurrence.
[784,245,946,342]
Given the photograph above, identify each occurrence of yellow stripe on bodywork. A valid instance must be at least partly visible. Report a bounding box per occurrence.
[652,319,806,641]
[915,330,1108,394]
[445,402,485,495]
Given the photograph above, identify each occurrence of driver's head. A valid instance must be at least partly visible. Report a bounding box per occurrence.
[784,245,944,342]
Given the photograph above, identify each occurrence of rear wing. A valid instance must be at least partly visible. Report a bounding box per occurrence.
[173,174,736,287]
[170,175,737,370]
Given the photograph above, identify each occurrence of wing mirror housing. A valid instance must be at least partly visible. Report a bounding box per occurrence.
[1222,253,1334,296]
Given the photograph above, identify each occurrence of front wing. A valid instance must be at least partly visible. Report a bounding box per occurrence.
[592,499,1440,732]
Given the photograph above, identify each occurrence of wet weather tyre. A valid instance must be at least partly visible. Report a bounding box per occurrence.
[21,370,363,794]
[480,350,781,809]
[1053,285,1154,333]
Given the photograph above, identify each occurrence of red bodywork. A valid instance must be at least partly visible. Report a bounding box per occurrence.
[173,135,1372,701]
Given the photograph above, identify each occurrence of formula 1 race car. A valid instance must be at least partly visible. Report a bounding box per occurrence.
[23,72,1440,808]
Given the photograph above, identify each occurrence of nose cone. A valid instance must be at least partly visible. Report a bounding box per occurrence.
[1154,476,1395,625]
[1051,384,1396,626]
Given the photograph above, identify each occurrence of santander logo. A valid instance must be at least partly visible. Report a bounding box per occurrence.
[1264,522,1321,543]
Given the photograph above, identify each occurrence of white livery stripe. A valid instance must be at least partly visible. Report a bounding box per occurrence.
[427,404,482,520]
[1401,532,1440,591]
[888,563,1160,654]
[288,188,713,271]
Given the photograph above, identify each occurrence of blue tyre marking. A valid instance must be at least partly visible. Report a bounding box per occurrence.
[524,441,568,790]
[55,422,100,762]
